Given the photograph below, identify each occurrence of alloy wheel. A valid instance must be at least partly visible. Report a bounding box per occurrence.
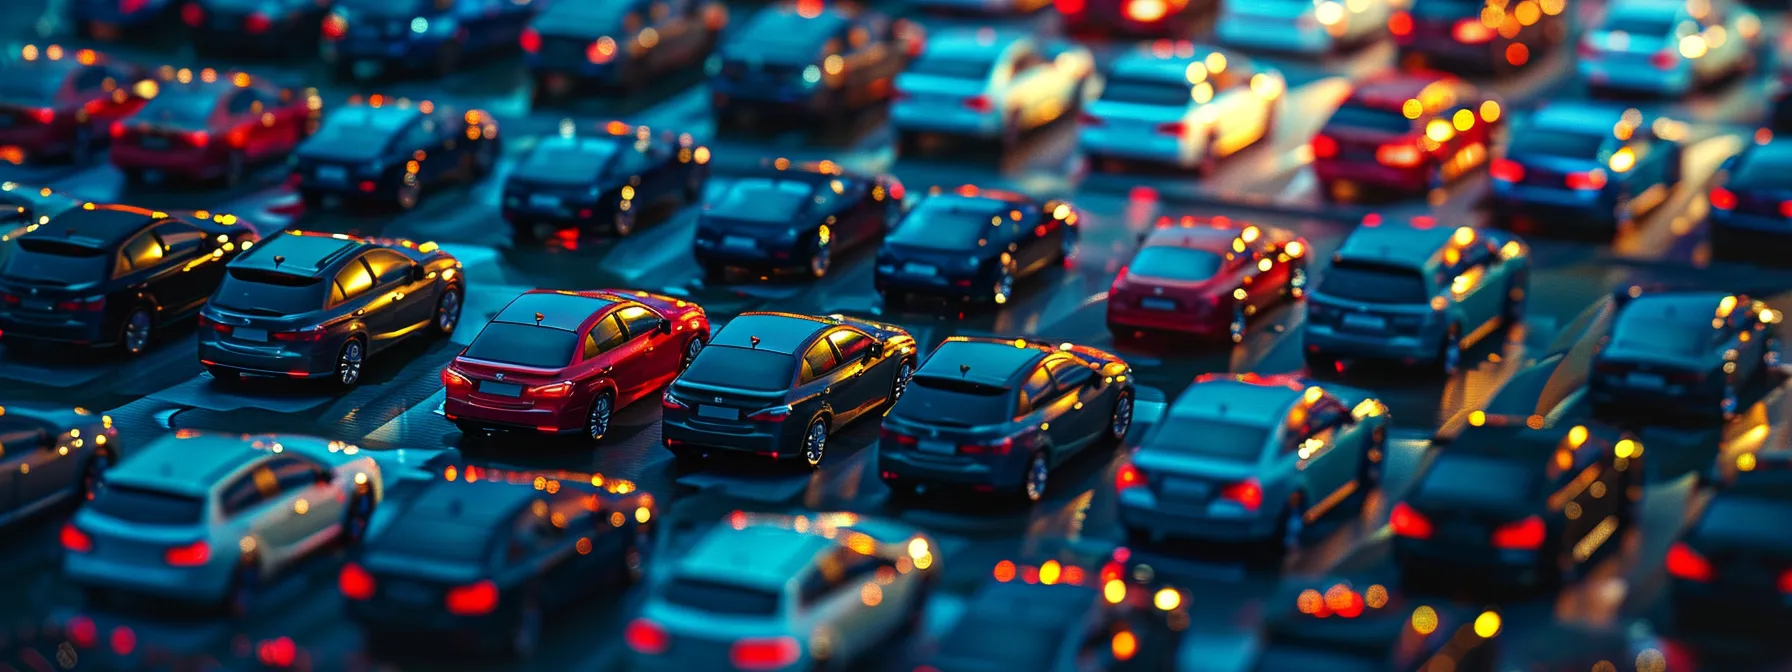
[1024,453,1048,502]
[588,395,613,441]
[122,309,151,355]
[1110,393,1133,440]
[803,419,827,467]
[995,270,1014,305]
[338,340,364,386]
[892,360,914,403]
[437,288,462,333]
[681,338,704,371]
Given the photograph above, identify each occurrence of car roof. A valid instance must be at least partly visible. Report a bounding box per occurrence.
[231,231,364,276]
[734,7,853,58]
[1334,222,1462,267]
[1347,72,1456,110]
[711,312,831,355]
[676,524,837,589]
[402,479,543,529]
[36,204,171,248]
[494,291,617,332]
[1616,292,1729,327]
[1169,375,1305,427]
[104,434,281,495]
[919,338,1051,386]
[1529,103,1637,133]
[1110,46,1231,80]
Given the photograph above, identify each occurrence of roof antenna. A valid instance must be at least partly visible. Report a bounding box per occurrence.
[272,255,285,268]
[750,336,761,349]
[960,364,971,377]
[535,312,545,326]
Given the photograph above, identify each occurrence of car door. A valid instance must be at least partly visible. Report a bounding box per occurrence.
[221,461,300,563]
[1045,357,1105,451]
[1297,398,1358,512]
[804,547,886,661]
[993,213,1044,276]
[269,456,345,557]
[833,177,882,247]
[609,143,656,204]
[1014,362,1066,455]
[580,311,637,398]
[330,255,385,339]
[822,328,883,419]
[362,248,432,332]
[152,220,220,314]
[506,498,586,608]
[794,556,852,656]
[1005,45,1058,130]
[799,336,854,422]
[408,116,458,184]
[613,305,672,403]
[115,226,195,321]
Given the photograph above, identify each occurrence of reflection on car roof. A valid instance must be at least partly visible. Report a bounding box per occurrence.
[678,524,835,589]
[495,292,614,332]
[921,338,1047,385]
[1170,379,1302,426]
[711,313,829,354]
[39,205,163,247]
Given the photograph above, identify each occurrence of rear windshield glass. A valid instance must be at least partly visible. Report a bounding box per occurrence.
[211,268,327,314]
[663,577,782,615]
[681,346,796,391]
[4,240,106,283]
[1150,417,1268,460]
[136,92,216,128]
[310,108,407,143]
[515,142,619,182]
[1099,78,1190,107]
[1729,150,1792,191]
[908,56,993,80]
[1508,129,1607,159]
[374,521,489,563]
[898,376,1013,425]
[1129,246,1223,282]
[463,323,579,368]
[1417,455,1537,502]
[0,74,60,104]
[1318,261,1429,304]
[886,202,1000,250]
[1600,15,1674,36]
[1611,311,1709,355]
[712,179,816,222]
[90,484,206,525]
[1326,104,1413,134]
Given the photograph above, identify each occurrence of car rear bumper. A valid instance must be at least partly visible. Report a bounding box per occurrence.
[0,312,109,344]
[1107,305,1224,335]
[111,146,224,178]
[1393,538,1544,580]
[444,396,585,435]
[1079,130,1190,165]
[662,417,797,456]
[875,272,986,302]
[65,554,233,602]
[1579,61,1692,95]
[199,339,338,378]
[0,126,74,155]
[1116,490,1274,542]
[1313,159,1429,192]
[1303,324,1433,361]
[879,449,1020,490]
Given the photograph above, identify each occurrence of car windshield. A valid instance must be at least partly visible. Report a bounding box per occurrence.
[662,577,782,615]
[89,484,206,525]
[3,239,106,284]
[908,55,993,80]
[1326,104,1414,134]
[1729,151,1792,191]
[1150,417,1268,461]
[885,203,1001,250]
[1128,246,1224,282]
[1318,261,1429,304]
[1509,129,1608,159]
[711,179,816,222]
[211,268,327,314]
[310,108,409,144]
[681,346,796,391]
[1416,455,1537,503]
[1610,315,1709,355]
[135,91,216,128]
[463,323,579,368]
[514,142,620,182]
[0,74,60,104]
[1098,77,1191,107]
[898,376,1013,425]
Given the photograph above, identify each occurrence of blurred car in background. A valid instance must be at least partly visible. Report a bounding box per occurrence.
[916,556,1147,671]
[444,289,708,442]
[1216,0,1392,54]
[1116,373,1389,551]
[878,336,1133,503]
[1059,0,1216,35]
[1303,219,1529,375]
[344,470,654,656]
[1772,63,1792,131]
[321,0,540,79]
[1667,449,1792,618]
[1391,0,1569,74]
[1391,417,1640,587]
[1708,138,1792,258]
[1079,43,1282,176]
[1578,0,1760,97]
[501,122,709,238]
[893,30,1095,156]
[183,0,330,53]
[1107,216,1308,344]
[707,2,919,127]
[0,404,116,529]
[522,0,727,98]
[0,182,86,229]
[912,0,1053,19]
[0,45,150,164]
[693,159,902,281]
[661,312,917,468]
[198,231,462,388]
[1254,578,1500,672]
[874,186,1077,308]
[293,97,499,211]
[68,0,178,40]
[627,513,936,672]
[1491,104,1685,231]
[0,204,256,355]
[110,68,319,186]
[1587,288,1780,422]
[1311,73,1500,199]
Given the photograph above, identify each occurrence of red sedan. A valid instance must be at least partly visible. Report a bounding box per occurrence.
[0,45,149,163]
[1309,72,1500,199]
[1107,216,1307,343]
[109,67,320,186]
[443,289,710,442]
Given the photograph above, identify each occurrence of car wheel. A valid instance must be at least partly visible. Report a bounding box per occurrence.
[434,286,463,336]
[889,358,914,405]
[1286,263,1307,300]
[1228,298,1247,344]
[78,452,111,501]
[223,151,247,188]
[1276,498,1306,553]
[336,338,365,388]
[680,336,705,372]
[396,178,422,211]
[341,491,374,545]
[223,561,259,618]
[1109,391,1134,442]
[613,209,636,237]
[802,417,828,468]
[993,267,1015,306]
[120,307,152,356]
[586,393,615,442]
[809,238,831,279]
[510,598,542,657]
[1502,274,1527,327]
[1022,451,1048,503]
[1436,324,1462,376]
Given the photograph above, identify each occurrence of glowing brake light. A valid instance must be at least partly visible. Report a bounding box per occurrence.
[1708,187,1736,210]
[61,523,93,552]
[1218,479,1262,510]
[245,12,271,34]
[338,562,375,600]
[1665,542,1712,582]
[732,637,801,671]
[164,540,211,567]
[441,368,473,394]
[323,14,348,40]
[879,427,919,447]
[661,390,690,410]
[1155,121,1186,136]
[1388,502,1433,539]
[749,405,793,422]
[1490,515,1546,550]
[445,580,499,615]
[1310,135,1338,159]
[1778,569,1792,594]
[1388,11,1413,37]
[1490,159,1524,182]
[181,3,205,26]
[186,131,210,148]
[1077,113,1104,127]
[524,381,574,399]
[962,95,992,113]
[1453,18,1495,44]
[625,619,669,654]
[1565,170,1607,191]
[959,437,1013,455]
[520,28,541,53]
[1115,463,1144,490]
[1781,201,1792,219]
[1375,143,1423,168]
[1650,49,1678,70]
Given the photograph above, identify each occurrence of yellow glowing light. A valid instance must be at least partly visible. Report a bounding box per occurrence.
[1285,241,1304,257]
[1185,62,1207,83]
[635,506,652,523]
[1153,588,1181,611]
[1233,288,1247,300]
[1474,611,1501,638]
[1426,119,1454,142]
[1402,99,1423,119]
[1411,606,1439,634]
[1204,52,1227,73]
[1314,1,1345,25]
[861,582,883,606]
[907,538,930,560]
[1258,258,1273,272]
[1453,109,1475,132]
[1469,410,1487,426]
[1112,631,1138,660]
[1568,425,1588,447]
[1608,147,1636,173]
[1452,227,1475,245]
[1738,452,1757,471]
[1365,585,1388,608]
[1104,579,1126,604]
[1192,82,1213,104]
[1678,34,1707,59]
[1040,560,1062,585]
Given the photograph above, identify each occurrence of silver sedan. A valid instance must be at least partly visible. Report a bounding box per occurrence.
[893,29,1096,154]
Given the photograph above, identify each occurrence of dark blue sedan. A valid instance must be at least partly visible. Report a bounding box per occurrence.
[322,0,538,79]
[1490,103,1683,233]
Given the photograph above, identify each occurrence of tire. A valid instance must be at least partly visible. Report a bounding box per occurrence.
[341,491,374,545]
[1435,323,1462,376]
[1108,390,1134,443]
[335,337,366,388]
[586,393,615,442]
[802,416,828,468]
[1228,298,1248,344]
[119,307,153,356]
[1021,451,1049,503]
[433,285,463,336]
[679,336,705,372]
[886,358,914,409]
[222,561,259,618]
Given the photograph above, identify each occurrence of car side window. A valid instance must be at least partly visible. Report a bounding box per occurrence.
[152,222,207,254]
[332,258,376,306]
[801,338,843,382]
[267,456,322,492]
[1046,357,1095,392]
[614,304,663,340]
[221,463,281,516]
[363,249,413,285]
[1017,365,1055,413]
[826,329,872,362]
[1307,399,1347,432]
[584,313,627,358]
[115,230,164,277]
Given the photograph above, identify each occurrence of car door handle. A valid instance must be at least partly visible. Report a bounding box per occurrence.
[353,309,365,316]
[391,292,404,300]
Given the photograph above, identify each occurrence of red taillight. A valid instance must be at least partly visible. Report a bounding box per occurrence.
[180,2,204,26]
[880,427,919,447]
[1218,479,1262,511]
[524,381,574,399]
[1389,502,1433,539]
[1565,170,1608,190]
[1708,187,1736,210]
[200,315,232,334]
[588,38,617,64]
[1055,0,1085,13]
[749,406,792,422]
[245,12,271,34]
[1115,463,1144,491]
[1310,135,1338,159]
[28,108,55,124]
[1078,113,1104,127]
[164,541,210,567]
[271,327,325,342]
[61,523,93,553]
[1665,543,1713,582]
[625,618,669,655]
[1491,515,1546,550]
[1155,121,1186,136]
[1388,11,1413,37]
[1375,142,1424,168]
[121,0,148,12]
[963,95,992,113]
[441,368,473,394]
[1650,49,1678,70]
[323,14,348,40]
[1452,18,1495,44]
[339,562,375,600]
[520,28,541,53]
[1490,158,1524,182]
[110,121,126,139]
[730,637,800,671]
[662,391,689,410]
[1780,201,1792,218]
[186,131,209,148]
[56,297,105,311]
[445,580,499,616]
[359,181,376,192]
[0,293,20,305]
[959,437,1013,455]
[1778,568,1792,594]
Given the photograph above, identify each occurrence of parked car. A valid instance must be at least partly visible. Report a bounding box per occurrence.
[1080,44,1282,175]
[292,97,500,211]
[500,122,709,238]
[693,159,902,280]
[892,29,1096,155]
[1107,216,1307,343]
[0,45,150,163]
[110,68,321,186]
[522,0,727,97]
[321,0,541,78]
[0,404,117,529]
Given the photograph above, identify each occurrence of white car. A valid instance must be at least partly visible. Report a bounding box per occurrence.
[626,513,938,672]
[1578,0,1760,97]
[1217,0,1394,54]
[893,29,1096,154]
[1079,43,1284,174]
[62,432,439,615]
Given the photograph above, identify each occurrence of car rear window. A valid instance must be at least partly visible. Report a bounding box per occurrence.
[1318,261,1429,304]
[885,202,1001,250]
[1149,417,1268,461]
[310,108,407,143]
[908,56,993,80]
[515,142,620,182]
[662,577,782,615]
[463,322,579,369]
[373,520,491,563]
[1128,246,1223,282]
[4,239,106,284]
[1600,15,1674,37]
[1508,129,1607,159]
[135,91,216,128]
[211,268,327,314]
[897,376,1013,425]
[1326,104,1413,134]
[711,179,816,222]
[1098,77,1190,107]
[1415,455,1538,504]
[1610,311,1710,356]
[680,346,796,391]
[89,484,206,525]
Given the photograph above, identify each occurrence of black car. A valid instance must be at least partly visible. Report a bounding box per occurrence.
[878,337,1133,503]
[1255,578,1498,672]
[343,470,653,655]
[693,160,904,280]
[0,403,117,529]
[1392,0,1566,74]
[293,98,500,211]
[500,123,709,238]
[1588,288,1780,422]
[707,2,919,125]
[920,571,1143,672]
[183,0,329,52]
[1666,449,1792,617]
[1708,139,1792,260]
[196,230,463,387]
[0,183,85,229]
[1390,417,1641,588]
[0,46,149,164]
[321,0,538,79]
[0,204,258,354]
[661,311,917,468]
[522,0,727,97]
[874,187,1076,307]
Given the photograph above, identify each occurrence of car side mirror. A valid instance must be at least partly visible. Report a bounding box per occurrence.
[655,318,673,335]
[867,343,882,361]
[410,264,427,282]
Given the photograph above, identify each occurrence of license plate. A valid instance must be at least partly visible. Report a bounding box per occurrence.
[529,194,562,208]
[1626,372,1666,388]
[21,299,52,311]
[1161,478,1210,501]
[140,136,169,149]
[918,440,955,454]
[723,236,757,249]
[234,328,268,342]
[902,263,937,276]
[697,405,738,420]
[480,381,523,397]
[1140,298,1177,311]
[317,166,347,183]
[1342,313,1388,331]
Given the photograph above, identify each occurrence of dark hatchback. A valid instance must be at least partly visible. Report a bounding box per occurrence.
[183,0,330,52]
[873,188,1077,307]
[1254,579,1498,672]
[1390,418,1641,588]
[661,312,917,468]
[1708,139,1792,258]
[343,473,653,655]
[1587,289,1779,422]
[0,403,117,529]
[522,0,726,95]
[500,123,709,238]
[708,3,918,122]
[878,337,1133,503]
[692,161,904,280]
[0,204,257,354]
[1392,0,1566,73]
[1489,104,1682,231]
[1667,452,1792,616]
[321,0,538,78]
[197,230,463,387]
[0,46,149,163]
[293,99,500,211]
